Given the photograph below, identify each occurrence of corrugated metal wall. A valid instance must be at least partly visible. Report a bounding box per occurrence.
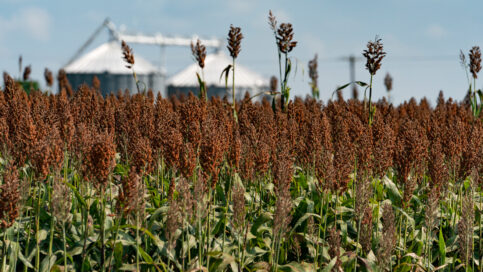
[66,73,165,96]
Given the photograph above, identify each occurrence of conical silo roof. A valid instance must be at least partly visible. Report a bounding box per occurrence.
[167,51,268,88]
[64,41,159,75]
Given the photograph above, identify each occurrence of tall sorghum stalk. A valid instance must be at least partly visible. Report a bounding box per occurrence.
[35,184,42,271]
[227,25,243,122]
[268,10,282,111]
[308,54,319,99]
[362,37,386,126]
[469,46,481,117]
[136,210,140,272]
[191,39,207,101]
[121,40,142,94]
[384,73,393,102]
[1,231,5,272]
[268,10,297,111]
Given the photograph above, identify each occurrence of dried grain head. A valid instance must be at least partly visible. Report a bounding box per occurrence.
[372,116,395,177]
[227,25,243,58]
[377,203,396,269]
[268,10,277,32]
[44,68,53,87]
[384,73,393,92]
[270,76,278,93]
[469,46,481,79]
[308,54,318,94]
[57,69,73,97]
[23,65,31,81]
[52,175,72,224]
[121,40,135,69]
[363,37,386,75]
[191,39,206,69]
[276,23,297,53]
[273,185,292,242]
[458,193,474,266]
[0,164,19,229]
[232,182,246,234]
[88,131,116,190]
[328,227,342,270]
[360,206,373,254]
[92,75,100,91]
[118,167,146,219]
[180,142,197,178]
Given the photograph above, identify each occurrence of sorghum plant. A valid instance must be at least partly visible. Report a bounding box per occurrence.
[362,37,386,126]
[191,39,207,101]
[268,10,297,111]
[226,25,243,121]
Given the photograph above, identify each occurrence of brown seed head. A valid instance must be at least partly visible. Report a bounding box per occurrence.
[469,46,481,79]
[191,39,206,69]
[44,68,53,87]
[308,54,318,96]
[88,131,116,189]
[57,69,73,97]
[121,40,135,69]
[277,23,297,53]
[363,37,386,75]
[384,73,393,92]
[0,164,19,229]
[269,76,278,93]
[268,10,277,32]
[118,167,145,219]
[227,25,243,58]
[378,203,396,268]
[23,65,31,81]
[232,182,246,234]
[458,193,474,266]
[52,175,72,224]
[92,75,100,91]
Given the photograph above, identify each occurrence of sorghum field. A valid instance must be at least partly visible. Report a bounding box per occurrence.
[1,11,483,272]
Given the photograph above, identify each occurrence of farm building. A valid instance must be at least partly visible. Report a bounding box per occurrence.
[63,40,164,96]
[167,51,269,100]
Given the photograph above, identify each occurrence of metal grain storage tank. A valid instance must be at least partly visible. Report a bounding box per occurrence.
[64,41,164,96]
[167,51,268,100]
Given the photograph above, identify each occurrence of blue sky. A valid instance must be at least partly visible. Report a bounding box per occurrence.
[1,0,482,104]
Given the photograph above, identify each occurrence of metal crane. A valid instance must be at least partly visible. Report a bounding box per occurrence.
[65,18,223,75]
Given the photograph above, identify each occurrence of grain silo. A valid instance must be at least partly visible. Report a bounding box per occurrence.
[62,18,222,97]
[167,51,269,100]
[64,40,163,96]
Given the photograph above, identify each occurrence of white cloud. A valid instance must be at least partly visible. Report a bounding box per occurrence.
[426,24,447,39]
[0,7,51,41]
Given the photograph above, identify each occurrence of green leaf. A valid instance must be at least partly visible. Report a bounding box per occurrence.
[62,180,87,208]
[196,72,206,99]
[334,83,351,93]
[39,255,57,272]
[382,176,401,205]
[438,228,446,265]
[251,213,272,236]
[114,242,123,268]
[219,64,232,89]
[354,81,368,87]
[278,262,313,272]
[321,257,337,272]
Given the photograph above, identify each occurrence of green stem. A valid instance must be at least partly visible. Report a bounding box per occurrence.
[107,212,124,272]
[368,74,374,126]
[35,183,42,272]
[136,211,140,272]
[232,58,237,122]
[48,178,54,270]
[62,223,67,272]
[1,231,6,272]
[100,189,106,272]
[23,209,31,272]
